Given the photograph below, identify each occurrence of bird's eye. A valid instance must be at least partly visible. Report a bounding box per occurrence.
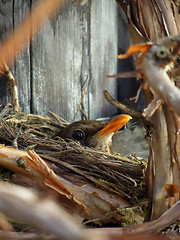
[155,47,169,59]
[72,129,85,141]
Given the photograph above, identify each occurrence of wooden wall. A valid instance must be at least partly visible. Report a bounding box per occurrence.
[0,0,131,122]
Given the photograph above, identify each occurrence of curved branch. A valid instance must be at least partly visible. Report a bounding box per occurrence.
[103,90,143,121]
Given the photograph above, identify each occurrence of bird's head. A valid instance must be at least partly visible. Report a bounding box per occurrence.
[60,114,132,153]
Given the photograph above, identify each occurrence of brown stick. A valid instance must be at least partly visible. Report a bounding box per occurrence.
[103,90,143,121]
[84,200,180,238]
[0,182,83,240]
[0,60,21,111]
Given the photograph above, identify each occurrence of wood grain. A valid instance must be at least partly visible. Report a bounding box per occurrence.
[0,1,127,122]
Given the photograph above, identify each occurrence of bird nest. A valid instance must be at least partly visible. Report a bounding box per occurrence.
[0,104,147,201]
[0,104,147,225]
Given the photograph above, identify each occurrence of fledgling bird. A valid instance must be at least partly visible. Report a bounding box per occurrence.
[112,122,149,158]
[59,114,132,153]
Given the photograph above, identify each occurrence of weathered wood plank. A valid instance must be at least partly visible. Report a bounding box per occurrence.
[89,0,118,120]
[0,1,13,106]
[13,0,31,113]
[31,1,119,121]
[0,1,31,112]
[31,2,90,121]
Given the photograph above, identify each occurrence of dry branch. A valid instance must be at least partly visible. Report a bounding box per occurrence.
[0,61,20,112]
[103,90,143,121]
[0,182,83,240]
[84,200,180,238]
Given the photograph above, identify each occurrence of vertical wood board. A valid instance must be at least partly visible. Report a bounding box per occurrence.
[89,0,118,119]
[31,3,91,121]
[13,0,31,113]
[0,1,13,106]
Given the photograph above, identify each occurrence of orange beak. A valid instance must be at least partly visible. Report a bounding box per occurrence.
[96,114,132,139]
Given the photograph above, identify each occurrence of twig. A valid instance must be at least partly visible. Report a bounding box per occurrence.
[40,153,129,198]
[84,200,180,237]
[106,71,137,79]
[0,60,21,111]
[49,111,69,125]
[142,96,163,117]
[129,85,142,103]
[103,90,143,121]
[0,119,16,139]
[0,104,12,118]
[73,74,90,121]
